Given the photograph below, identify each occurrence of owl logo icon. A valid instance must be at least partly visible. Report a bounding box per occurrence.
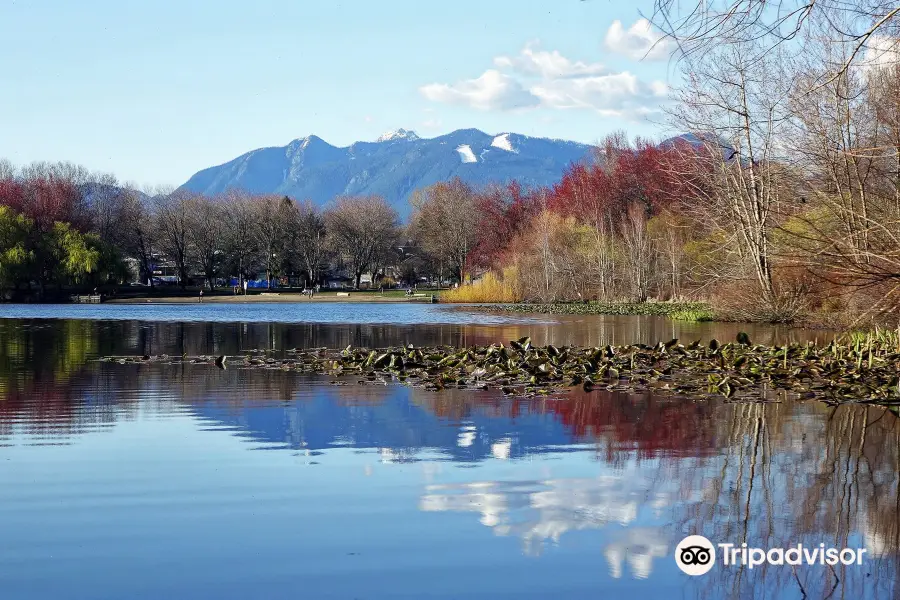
[675,535,716,576]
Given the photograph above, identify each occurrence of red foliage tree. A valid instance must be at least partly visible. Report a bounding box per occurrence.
[0,172,90,232]
[0,177,25,212]
[547,135,677,230]
[470,181,541,268]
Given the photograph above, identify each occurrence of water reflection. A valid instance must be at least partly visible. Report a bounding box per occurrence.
[0,311,832,368]
[604,528,669,580]
[420,476,668,560]
[0,318,897,600]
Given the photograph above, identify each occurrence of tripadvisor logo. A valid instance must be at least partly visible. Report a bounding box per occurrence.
[675,535,716,576]
[675,535,868,576]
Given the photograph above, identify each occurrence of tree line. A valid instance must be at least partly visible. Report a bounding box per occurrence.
[437,3,900,323]
[0,161,407,298]
[0,0,897,321]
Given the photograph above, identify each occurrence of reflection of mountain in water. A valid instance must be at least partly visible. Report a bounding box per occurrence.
[195,387,575,462]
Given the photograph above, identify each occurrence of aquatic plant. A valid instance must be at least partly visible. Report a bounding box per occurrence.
[101,332,900,408]
[490,301,712,317]
[668,307,717,322]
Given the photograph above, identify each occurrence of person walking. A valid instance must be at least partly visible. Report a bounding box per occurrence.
[199,289,204,303]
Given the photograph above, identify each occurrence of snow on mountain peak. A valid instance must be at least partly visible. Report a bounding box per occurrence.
[376,128,420,143]
[456,144,478,163]
[491,133,516,153]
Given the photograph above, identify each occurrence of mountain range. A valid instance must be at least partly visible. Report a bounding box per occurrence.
[178,128,595,218]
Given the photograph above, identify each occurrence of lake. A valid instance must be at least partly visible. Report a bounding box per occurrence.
[0,304,896,599]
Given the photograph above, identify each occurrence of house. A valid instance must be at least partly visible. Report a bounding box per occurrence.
[324,275,354,290]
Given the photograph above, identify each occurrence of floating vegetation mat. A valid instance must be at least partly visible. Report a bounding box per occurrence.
[485,301,713,317]
[99,334,900,408]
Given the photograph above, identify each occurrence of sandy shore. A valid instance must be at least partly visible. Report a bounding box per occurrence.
[105,293,438,304]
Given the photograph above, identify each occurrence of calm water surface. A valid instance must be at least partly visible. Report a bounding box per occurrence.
[0,305,895,599]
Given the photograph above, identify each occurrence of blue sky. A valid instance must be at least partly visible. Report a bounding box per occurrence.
[0,0,678,187]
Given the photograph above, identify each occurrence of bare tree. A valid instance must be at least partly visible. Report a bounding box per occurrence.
[186,195,225,289]
[221,190,259,287]
[649,211,691,299]
[784,40,900,313]
[621,202,655,302]
[0,158,14,180]
[409,178,480,283]
[324,195,399,289]
[85,172,123,242]
[155,191,193,289]
[287,199,329,287]
[651,0,899,83]
[117,186,157,287]
[667,43,795,302]
[254,195,291,288]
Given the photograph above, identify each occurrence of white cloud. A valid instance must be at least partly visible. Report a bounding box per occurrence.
[494,42,607,79]
[420,39,670,119]
[421,117,443,130]
[861,35,900,72]
[604,18,673,61]
[532,72,669,118]
[419,69,540,111]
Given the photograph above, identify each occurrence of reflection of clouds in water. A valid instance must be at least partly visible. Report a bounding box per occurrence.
[420,476,669,557]
[380,448,400,463]
[421,461,442,483]
[602,528,668,580]
[457,424,477,448]
[491,438,512,460]
[865,524,897,558]
[378,447,419,463]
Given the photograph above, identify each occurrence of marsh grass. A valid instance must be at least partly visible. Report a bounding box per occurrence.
[668,307,718,322]
[839,326,900,354]
[492,300,712,317]
[442,269,521,303]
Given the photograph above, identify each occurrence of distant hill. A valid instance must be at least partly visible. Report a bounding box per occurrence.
[659,132,737,161]
[178,128,595,218]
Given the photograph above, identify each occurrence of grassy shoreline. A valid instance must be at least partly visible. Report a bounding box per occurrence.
[104,290,440,304]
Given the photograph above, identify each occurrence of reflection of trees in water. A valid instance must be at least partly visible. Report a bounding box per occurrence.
[674,402,900,599]
[0,317,833,362]
[546,390,719,462]
[802,405,900,594]
[2,318,899,595]
[0,319,141,438]
[0,320,98,383]
[0,315,835,439]
[413,399,900,592]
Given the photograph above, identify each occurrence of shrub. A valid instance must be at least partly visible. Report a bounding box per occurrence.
[712,269,816,323]
[441,267,521,303]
